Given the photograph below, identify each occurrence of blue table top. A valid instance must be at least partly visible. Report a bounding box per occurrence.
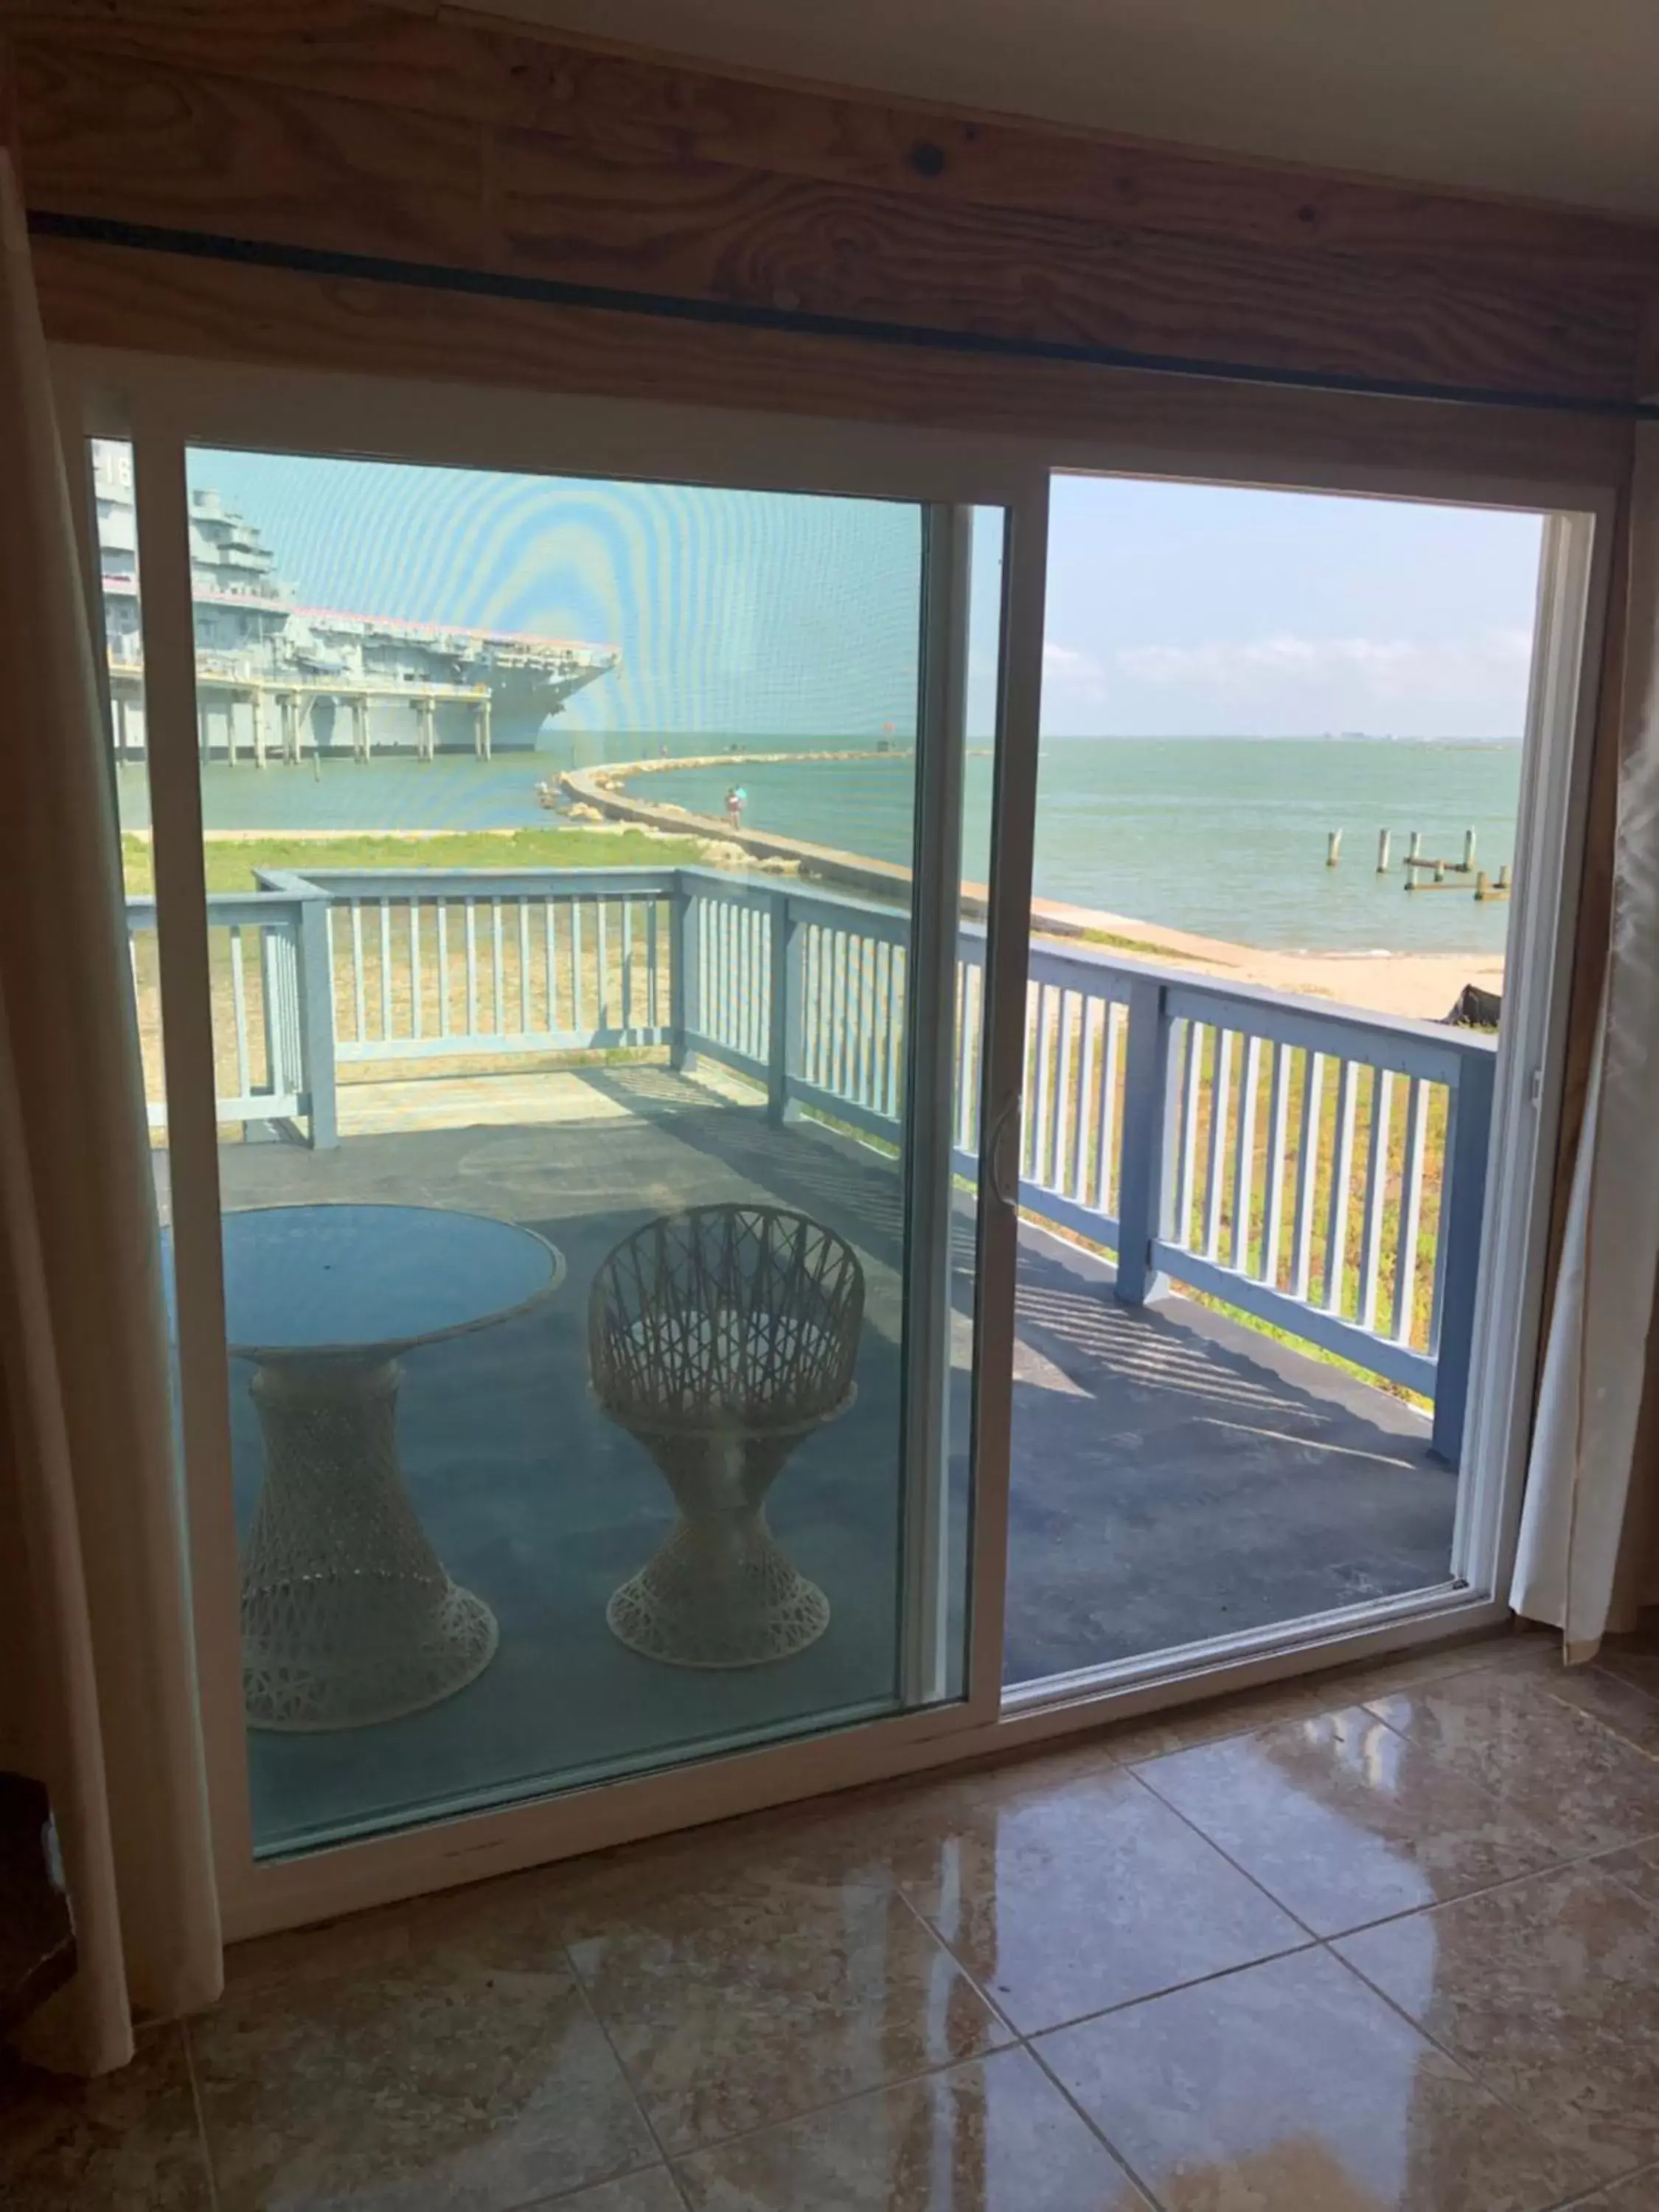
[206,1205,563,1358]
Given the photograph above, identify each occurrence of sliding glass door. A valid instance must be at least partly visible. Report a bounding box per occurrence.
[88,380,1034,1902]
[66,350,1601,1933]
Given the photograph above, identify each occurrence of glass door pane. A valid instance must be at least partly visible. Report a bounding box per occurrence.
[1005,473,1544,1688]
[119,448,1002,1854]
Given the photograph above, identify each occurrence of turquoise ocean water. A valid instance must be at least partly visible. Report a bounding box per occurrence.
[119,733,1520,956]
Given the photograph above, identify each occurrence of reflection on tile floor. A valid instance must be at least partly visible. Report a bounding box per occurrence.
[10,1627,1659,2209]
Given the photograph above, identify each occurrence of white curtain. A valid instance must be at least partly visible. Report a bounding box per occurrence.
[1512,427,1659,1659]
[0,143,222,2072]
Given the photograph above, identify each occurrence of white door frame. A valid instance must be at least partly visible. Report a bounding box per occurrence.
[52,344,1616,1938]
[55,349,1052,1938]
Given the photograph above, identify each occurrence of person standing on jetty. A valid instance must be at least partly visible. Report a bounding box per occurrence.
[725,785,746,831]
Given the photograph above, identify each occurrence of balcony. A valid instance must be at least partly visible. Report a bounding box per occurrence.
[129,863,1487,1846]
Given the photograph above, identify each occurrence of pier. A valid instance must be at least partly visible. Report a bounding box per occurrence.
[108,661,497,765]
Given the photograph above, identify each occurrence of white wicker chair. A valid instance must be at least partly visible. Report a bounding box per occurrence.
[590,1205,863,1667]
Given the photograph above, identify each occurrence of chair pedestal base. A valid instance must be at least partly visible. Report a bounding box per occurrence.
[607,1504,830,1669]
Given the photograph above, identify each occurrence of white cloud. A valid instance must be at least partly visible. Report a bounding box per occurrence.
[1113,628,1533,703]
[1042,639,1110,698]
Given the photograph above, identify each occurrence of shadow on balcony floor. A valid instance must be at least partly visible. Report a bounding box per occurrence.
[183,1064,1452,1852]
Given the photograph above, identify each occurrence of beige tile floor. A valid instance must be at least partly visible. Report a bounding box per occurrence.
[10,1628,1659,2211]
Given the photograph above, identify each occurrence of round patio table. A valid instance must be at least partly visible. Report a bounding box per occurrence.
[215,1204,563,1733]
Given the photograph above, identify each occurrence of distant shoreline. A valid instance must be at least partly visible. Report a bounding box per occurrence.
[559,758,1502,1022]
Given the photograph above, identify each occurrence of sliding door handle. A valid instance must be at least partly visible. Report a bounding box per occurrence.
[984,1091,1022,1211]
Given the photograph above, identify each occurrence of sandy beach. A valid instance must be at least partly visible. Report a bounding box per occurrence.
[1029,896,1502,1022]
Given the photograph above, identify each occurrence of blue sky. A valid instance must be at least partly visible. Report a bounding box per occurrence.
[187,450,1543,742]
[1036,476,1543,740]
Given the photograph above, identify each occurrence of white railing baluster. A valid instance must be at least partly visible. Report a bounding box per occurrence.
[571,901,585,1034]
[465,900,479,1035]
[410,901,423,1041]
[437,900,451,1038]
[378,898,392,1040]
[543,899,557,1032]
[1292,1049,1324,1301]
[1032,984,1056,1187]
[833,929,846,1095]
[1393,1077,1430,1345]
[323,905,337,1044]
[229,925,251,1097]
[1324,1059,1359,1313]
[1068,995,1091,1200]
[351,901,366,1043]
[1428,1086,1453,1357]
[1096,998,1121,1215]
[519,900,532,1034]
[956,960,982,1150]
[647,900,659,1030]
[1048,989,1071,1192]
[1261,1041,1291,1289]
[1358,1067,1394,1331]
[1203,1029,1232,1260]
[492,899,506,1034]
[1231,1034,1262,1273]
[1175,1020,1203,1245]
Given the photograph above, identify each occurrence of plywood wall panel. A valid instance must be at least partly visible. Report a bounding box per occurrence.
[12,0,1658,282]
[10,0,1659,408]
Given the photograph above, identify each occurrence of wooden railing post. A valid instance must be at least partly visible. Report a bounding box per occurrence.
[296,894,338,1150]
[1430,1045,1496,1467]
[765,888,801,1124]
[1113,973,1175,1304]
[669,875,700,1072]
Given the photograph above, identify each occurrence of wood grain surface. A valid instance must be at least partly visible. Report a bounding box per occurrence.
[10,0,1659,407]
[33,232,1635,493]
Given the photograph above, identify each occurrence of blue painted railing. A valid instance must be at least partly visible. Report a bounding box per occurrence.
[126,863,1495,1461]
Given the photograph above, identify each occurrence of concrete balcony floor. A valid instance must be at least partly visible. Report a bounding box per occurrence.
[169,1062,1451,1854]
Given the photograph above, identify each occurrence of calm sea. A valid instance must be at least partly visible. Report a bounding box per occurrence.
[117,732,1521,956]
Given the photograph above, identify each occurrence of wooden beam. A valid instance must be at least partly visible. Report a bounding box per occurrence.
[494,125,1644,400]
[15,27,1650,404]
[14,41,489,267]
[33,234,1635,490]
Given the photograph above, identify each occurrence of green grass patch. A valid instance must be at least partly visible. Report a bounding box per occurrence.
[122,827,711,896]
[1054,925,1200,962]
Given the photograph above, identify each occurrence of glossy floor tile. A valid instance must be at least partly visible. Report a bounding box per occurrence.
[560,1865,1009,2154]
[0,2029,212,2212]
[558,2173,688,2211]
[1573,2171,1659,2211]
[776,1756,1308,2032]
[189,1877,658,2210]
[1602,1837,1659,1910]
[1337,1861,1659,2183]
[1135,1703,1568,1934]
[1363,1664,1659,1851]
[674,2048,1151,2211]
[9,1628,1659,2212]
[1038,1947,1587,2212]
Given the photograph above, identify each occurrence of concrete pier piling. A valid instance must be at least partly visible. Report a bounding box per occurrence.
[1326,829,1343,867]
[1377,829,1391,873]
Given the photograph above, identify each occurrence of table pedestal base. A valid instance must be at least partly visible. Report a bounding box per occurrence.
[241,1357,498,1731]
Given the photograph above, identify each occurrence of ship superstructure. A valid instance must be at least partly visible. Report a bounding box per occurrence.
[95,443,621,760]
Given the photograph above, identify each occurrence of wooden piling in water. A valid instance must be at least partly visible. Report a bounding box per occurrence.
[1326,829,1343,867]
[1462,827,1477,870]
[1377,829,1391,872]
